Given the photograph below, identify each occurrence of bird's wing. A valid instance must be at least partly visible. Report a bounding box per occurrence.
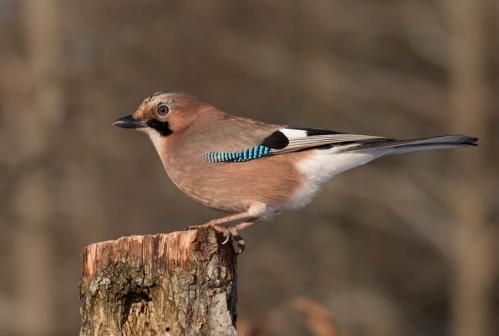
[261,128,388,154]
[191,107,479,164]
[203,125,390,163]
[201,118,477,163]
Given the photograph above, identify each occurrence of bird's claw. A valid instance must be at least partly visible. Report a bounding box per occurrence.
[226,227,246,254]
[215,226,245,254]
[221,233,231,245]
[232,235,245,255]
[183,222,247,254]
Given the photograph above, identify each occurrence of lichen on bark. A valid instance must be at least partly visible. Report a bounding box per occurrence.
[79,227,238,336]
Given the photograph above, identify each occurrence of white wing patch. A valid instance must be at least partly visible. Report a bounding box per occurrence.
[279,128,308,140]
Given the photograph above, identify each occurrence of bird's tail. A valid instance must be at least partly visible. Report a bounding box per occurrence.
[342,135,478,155]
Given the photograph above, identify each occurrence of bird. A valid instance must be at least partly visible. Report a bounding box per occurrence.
[114,92,477,249]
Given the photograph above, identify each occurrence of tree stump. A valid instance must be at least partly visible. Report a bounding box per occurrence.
[79,227,238,336]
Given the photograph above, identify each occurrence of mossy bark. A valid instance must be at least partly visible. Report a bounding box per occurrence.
[79,227,238,336]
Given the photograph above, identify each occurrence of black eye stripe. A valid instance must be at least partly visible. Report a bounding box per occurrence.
[147,119,172,136]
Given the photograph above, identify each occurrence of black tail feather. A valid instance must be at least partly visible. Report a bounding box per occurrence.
[340,135,478,154]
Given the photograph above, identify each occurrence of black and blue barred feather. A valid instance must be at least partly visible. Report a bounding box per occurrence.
[205,145,272,163]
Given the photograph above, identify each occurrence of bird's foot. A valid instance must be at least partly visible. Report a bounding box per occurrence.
[183,222,242,253]
[226,222,255,254]
[183,221,254,254]
[184,222,229,238]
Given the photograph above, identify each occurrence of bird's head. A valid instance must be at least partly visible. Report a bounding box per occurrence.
[113,92,205,139]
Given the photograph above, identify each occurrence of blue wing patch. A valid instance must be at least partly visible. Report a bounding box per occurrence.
[205,145,272,163]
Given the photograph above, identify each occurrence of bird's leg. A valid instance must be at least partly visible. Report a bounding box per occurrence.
[183,211,256,244]
[203,212,256,226]
[184,211,255,231]
[184,202,267,253]
[185,202,266,230]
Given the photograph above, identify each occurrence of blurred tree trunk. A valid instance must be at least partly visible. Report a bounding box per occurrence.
[298,0,333,122]
[446,0,495,336]
[11,0,64,334]
[79,228,238,336]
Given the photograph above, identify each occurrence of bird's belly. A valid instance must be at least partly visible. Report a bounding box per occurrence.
[163,153,309,214]
[281,149,383,210]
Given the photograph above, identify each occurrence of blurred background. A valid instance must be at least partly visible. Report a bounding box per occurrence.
[0,0,498,335]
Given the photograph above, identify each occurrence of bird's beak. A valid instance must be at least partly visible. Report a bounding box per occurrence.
[113,115,147,129]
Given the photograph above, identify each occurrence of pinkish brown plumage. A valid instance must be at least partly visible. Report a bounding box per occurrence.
[114,92,478,247]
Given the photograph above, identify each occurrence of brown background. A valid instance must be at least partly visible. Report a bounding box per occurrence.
[0,0,498,335]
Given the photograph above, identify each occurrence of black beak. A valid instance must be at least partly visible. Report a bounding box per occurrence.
[113,115,147,129]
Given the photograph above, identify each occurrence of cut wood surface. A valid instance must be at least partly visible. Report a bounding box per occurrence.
[79,227,238,336]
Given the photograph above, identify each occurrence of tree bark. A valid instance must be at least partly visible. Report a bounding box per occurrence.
[79,227,239,336]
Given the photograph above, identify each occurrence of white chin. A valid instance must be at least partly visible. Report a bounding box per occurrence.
[142,128,164,150]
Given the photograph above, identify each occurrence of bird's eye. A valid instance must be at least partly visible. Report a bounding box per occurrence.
[157,105,169,116]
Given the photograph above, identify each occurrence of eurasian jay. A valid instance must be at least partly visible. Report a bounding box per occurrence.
[114,92,477,249]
